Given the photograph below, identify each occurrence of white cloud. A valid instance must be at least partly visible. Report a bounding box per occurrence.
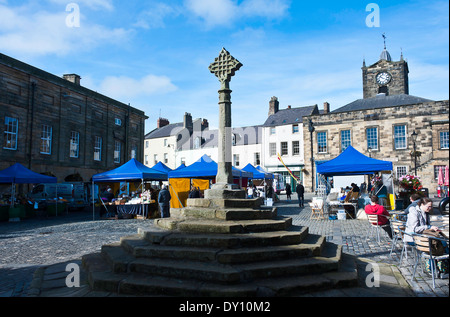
[97,75,178,100]
[0,3,130,57]
[134,3,181,29]
[184,0,290,27]
[47,0,114,11]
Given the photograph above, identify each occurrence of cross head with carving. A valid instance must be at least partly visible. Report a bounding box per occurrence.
[209,48,243,88]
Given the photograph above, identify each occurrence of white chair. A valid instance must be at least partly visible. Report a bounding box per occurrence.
[310,198,325,220]
[365,214,391,243]
[411,233,449,289]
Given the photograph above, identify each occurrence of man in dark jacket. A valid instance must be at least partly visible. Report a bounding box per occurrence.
[158,185,172,218]
[296,183,305,207]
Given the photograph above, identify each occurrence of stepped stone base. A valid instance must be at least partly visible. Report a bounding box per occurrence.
[82,196,359,297]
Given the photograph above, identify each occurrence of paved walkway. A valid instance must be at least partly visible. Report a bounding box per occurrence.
[0,194,448,297]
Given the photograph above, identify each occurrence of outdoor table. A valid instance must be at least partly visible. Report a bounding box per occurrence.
[328,201,358,219]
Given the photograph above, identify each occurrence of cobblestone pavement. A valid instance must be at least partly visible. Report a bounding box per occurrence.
[0,194,448,297]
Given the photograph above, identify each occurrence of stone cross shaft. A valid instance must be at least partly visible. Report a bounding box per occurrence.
[209,48,242,187]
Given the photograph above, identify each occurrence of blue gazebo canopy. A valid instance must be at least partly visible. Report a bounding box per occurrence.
[0,163,57,184]
[92,159,168,182]
[316,146,393,176]
[242,163,274,179]
[168,155,252,179]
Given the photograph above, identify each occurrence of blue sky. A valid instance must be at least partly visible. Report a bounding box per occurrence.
[1,0,448,133]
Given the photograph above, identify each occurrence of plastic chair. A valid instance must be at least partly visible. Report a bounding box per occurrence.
[411,233,449,289]
[310,199,325,220]
[395,228,417,266]
[365,214,391,243]
[389,220,406,257]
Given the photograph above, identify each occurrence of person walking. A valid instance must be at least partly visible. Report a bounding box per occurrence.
[296,182,305,207]
[158,185,172,218]
[285,183,292,201]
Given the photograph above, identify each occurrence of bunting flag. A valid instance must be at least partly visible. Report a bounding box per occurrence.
[277,153,300,181]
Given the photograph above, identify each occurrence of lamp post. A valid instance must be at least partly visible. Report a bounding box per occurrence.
[308,119,315,192]
[411,131,418,176]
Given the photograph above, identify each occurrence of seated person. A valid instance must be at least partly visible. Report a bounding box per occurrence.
[365,195,393,239]
[404,197,439,243]
[101,188,115,202]
[403,193,421,215]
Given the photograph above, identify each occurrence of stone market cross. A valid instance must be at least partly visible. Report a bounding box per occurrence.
[207,48,243,195]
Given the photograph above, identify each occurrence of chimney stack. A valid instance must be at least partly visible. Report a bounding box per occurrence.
[63,74,81,85]
[269,96,279,116]
[157,117,170,128]
[323,102,330,114]
[183,112,193,131]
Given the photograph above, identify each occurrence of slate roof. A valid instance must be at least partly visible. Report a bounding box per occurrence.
[262,105,319,127]
[145,122,184,139]
[332,94,433,113]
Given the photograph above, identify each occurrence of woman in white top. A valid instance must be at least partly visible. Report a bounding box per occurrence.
[404,197,439,243]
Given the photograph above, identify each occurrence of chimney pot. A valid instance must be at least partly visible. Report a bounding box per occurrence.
[63,74,81,85]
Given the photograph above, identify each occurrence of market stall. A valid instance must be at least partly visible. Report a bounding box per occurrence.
[167,155,253,208]
[0,163,57,221]
[316,146,394,219]
[92,159,168,220]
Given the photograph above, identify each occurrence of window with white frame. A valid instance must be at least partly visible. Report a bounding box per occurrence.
[114,141,121,163]
[94,136,102,161]
[281,142,288,156]
[4,116,18,150]
[269,143,277,156]
[164,153,168,164]
[292,141,300,155]
[254,152,261,166]
[367,127,378,151]
[154,154,158,165]
[40,125,52,155]
[233,154,240,167]
[70,131,80,158]
[394,125,407,149]
[292,124,299,134]
[270,127,276,135]
[440,131,449,149]
[396,166,408,179]
[317,131,327,153]
[434,165,447,180]
[341,130,351,152]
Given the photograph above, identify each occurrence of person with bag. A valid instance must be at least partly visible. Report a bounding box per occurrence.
[405,197,448,277]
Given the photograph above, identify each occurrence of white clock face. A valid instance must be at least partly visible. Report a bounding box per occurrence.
[376,72,392,85]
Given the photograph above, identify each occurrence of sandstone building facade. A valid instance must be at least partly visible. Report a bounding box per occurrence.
[303,48,449,193]
[0,53,148,182]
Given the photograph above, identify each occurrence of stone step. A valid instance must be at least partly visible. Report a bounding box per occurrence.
[180,206,276,220]
[82,244,357,297]
[99,240,341,284]
[120,233,326,264]
[139,226,309,249]
[155,217,293,234]
[187,197,263,209]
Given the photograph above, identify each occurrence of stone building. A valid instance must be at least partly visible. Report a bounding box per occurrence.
[0,53,148,182]
[262,96,322,187]
[303,47,449,194]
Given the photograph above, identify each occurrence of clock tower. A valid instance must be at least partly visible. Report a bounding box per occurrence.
[362,36,409,99]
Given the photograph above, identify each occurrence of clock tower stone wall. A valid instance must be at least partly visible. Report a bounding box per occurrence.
[362,59,409,99]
